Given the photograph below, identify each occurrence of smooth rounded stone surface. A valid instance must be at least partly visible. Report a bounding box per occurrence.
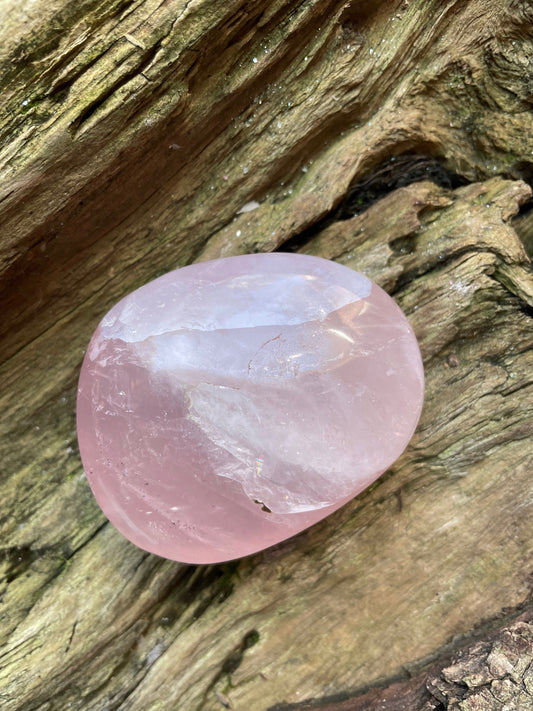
[77,253,424,564]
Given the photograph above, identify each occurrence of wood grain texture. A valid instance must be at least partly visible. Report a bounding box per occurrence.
[278,612,533,710]
[1,0,532,709]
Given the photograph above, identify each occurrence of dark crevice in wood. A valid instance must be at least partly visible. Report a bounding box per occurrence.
[2,545,40,585]
[518,302,533,320]
[512,201,533,259]
[507,159,533,187]
[277,153,468,255]
[515,196,533,218]
[338,154,468,218]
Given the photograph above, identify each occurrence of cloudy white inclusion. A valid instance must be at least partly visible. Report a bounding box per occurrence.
[96,271,372,346]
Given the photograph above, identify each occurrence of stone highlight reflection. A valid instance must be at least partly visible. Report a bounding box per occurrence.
[77,253,424,563]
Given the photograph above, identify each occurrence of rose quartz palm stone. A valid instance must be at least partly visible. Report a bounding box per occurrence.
[77,253,424,564]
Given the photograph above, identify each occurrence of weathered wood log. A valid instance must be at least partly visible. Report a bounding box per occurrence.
[1,0,532,709]
[293,612,533,710]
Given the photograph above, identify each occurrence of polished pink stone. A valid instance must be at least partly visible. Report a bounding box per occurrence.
[77,253,424,564]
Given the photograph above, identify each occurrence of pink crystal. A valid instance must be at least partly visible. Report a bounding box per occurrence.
[77,254,424,563]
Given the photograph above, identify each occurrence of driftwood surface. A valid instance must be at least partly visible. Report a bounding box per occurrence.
[1,0,533,709]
